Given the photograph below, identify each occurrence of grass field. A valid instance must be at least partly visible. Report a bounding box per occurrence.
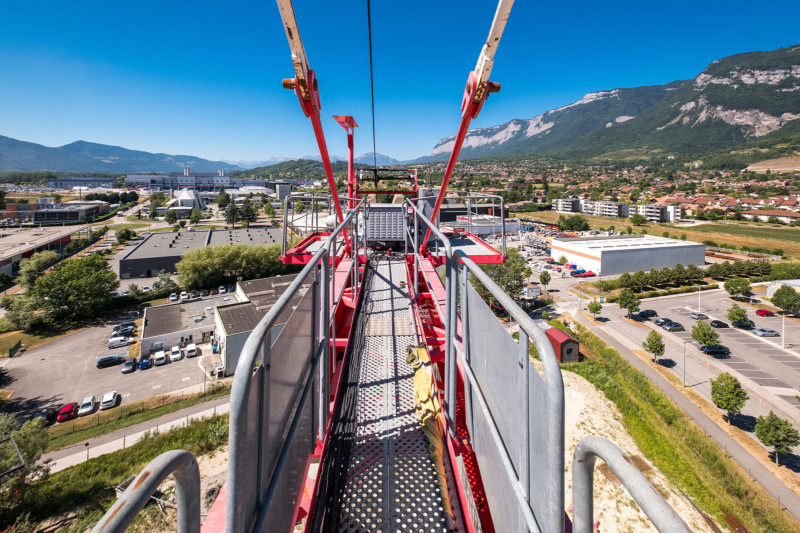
[106,223,150,231]
[0,326,85,356]
[46,382,230,452]
[678,223,800,243]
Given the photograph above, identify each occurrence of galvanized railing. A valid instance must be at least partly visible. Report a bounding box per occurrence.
[91,450,200,533]
[415,191,507,255]
[280,192,334,254]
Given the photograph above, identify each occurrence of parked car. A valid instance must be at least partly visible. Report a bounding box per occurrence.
[754,328,780,337]
[121,357,137,373]
[227,285,235,293]
[107,336,133,350]
[57,403,78,422]
[190,290,200,299]
[663,322,684,332]
[95,354,125,369]
[180,291,189,301]
[201,289,210,297]
[732,319,755,329]
[756,309,777,317]
[114,326,135,337]
[33,407,59,425]
[210,288,219,295]
[110,291,119,298]
[169,345,183,362]
[99,391,119,410]
[77,396,96,417]
[700,344,730,356]
[141,286,151,293]
[153,350,168,366]
[121,290,131,296]
[638,310,657,318]
[153,282,161,290]
[654,318,673,327]
[218,286,227,294]
[138,353,153,370]
[690,312,708,320]
[709,320,728,328]
[186,343,198,358]
[113,322,136,333]
[169,292,178,301]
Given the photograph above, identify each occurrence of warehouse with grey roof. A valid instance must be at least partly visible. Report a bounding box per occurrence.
[118,227,282,278]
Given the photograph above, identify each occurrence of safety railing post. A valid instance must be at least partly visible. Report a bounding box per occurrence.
[446,248,457,437]
[519,328,530,503]
[319,250,329,443]
[413,208,419,296]
[460,265,474,437]
[573,437,690,533]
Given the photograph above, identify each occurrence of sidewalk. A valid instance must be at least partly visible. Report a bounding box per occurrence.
[572,311,800,522]
[43,396,230,473]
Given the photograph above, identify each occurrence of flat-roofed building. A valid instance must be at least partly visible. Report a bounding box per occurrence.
[580,200,629,218]
[214,274,303,375]
[140,294,232,355]
[552,198,580,213]
[550,234,705,276]
[48,176,116,189]
[118,227,283,279]
[0,225,86,275]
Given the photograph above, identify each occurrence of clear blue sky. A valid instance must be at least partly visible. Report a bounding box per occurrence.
[1,0,798,163]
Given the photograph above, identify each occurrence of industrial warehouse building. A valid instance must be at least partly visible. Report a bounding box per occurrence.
[549,235,705,276]
[118,227,282,278]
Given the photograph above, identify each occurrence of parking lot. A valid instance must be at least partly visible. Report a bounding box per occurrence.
[570,288,800,420]
[0,312,215,419]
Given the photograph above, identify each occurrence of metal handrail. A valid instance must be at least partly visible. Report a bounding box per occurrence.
[280,192,334,255]
[458,253,565,533]
[92,450,201,533]
[228,201,365,533]
[573,437,690,533]
[414,191,506,255]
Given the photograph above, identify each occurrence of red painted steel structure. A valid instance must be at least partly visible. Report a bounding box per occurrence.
[333,115,358,209]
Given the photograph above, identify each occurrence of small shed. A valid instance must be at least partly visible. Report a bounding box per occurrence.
[545,327,580,363]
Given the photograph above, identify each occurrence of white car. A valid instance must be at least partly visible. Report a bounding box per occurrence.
[78,396,96,416]
[180,291,189,300]
[141,286,151,292]
[169,292,178,301]
[107,336,133,349]
[218,285,227,294]
[754,328,780,337]
[153,350,168,366]
[186,343,197,358]
[100,391,119,410]
[170,345,183,362]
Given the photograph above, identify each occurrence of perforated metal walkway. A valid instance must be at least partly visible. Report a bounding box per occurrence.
[335,257,458,532]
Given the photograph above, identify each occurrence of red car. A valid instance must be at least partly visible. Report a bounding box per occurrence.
[756,309,777,317]
[56,402,78,422]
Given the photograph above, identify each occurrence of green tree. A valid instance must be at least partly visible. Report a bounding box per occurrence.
[672,263,686,285]
[561,214,589,231]
[587,299,602,320]
[264,202,275,218]
[295,200,306,214]
[630,213,647,226]
[539,271,551,293]
[216,188,231,207]
[0,295,41,330]
[32,254,119,324]
[241,198,258,224]
[772,285,800,315]
[115,227,136,243]
[164,209,177,225]
[17,250,61,290]
[225,203,240,227]
[617,288,640,319]
[149,191,167,211]
[726,303,748,323]
[710,372,749,423]
[724,277,751,299]
[642,330,665,362]
[0,414,49,526]
[686,264,703,284]
[691,320,720,348]
[557,255,568,265]
[617,272,632,289]
[176,243,292,289]
[631,270,648,292]
[190,207,201,225]
[541,310,549,321]
[155,270,177,293]
[625,226,633,235]
[470,248,528,313]
[179,220,187,228]
[756,411,800,465]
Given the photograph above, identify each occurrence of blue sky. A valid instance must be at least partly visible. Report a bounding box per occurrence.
[1,0,799,163]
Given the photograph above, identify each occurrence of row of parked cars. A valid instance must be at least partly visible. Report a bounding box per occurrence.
[169,285,236,302]
[51,391,120,424]
[135,344,198,370]
[107,321,138,350]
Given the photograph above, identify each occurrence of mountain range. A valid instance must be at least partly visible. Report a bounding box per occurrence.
[424,44,800,164]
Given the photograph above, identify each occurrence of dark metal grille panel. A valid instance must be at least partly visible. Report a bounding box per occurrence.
[336,258,457,532]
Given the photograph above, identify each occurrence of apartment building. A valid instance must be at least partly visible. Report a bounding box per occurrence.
[552,198,580,213]
[580,200,629,218]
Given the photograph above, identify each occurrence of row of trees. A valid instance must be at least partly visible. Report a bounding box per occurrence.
[706,260,771,279]
[641,328,799,465]
[175,243,299,289]
[617,264,705,292]
[471,249,530,313]
[557,214,589,231]
[84,191,138,204]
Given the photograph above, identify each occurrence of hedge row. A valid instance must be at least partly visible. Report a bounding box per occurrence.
[606,283,718,303]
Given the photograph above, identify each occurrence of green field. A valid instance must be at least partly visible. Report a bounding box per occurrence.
[675,223,800,243]
[106,223,150,231]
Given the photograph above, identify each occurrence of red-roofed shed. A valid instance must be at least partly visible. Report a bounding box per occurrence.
[545,327,580,363]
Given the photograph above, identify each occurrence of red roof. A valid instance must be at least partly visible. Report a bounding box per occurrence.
[545,327,577,344]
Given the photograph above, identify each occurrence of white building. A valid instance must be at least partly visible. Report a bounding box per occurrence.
[631,204,682,223]
[552,198,580,213]
[580,200,629,218]
[550,234,705,276]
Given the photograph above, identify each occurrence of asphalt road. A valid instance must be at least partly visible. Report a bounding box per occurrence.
[0,313,212,418]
